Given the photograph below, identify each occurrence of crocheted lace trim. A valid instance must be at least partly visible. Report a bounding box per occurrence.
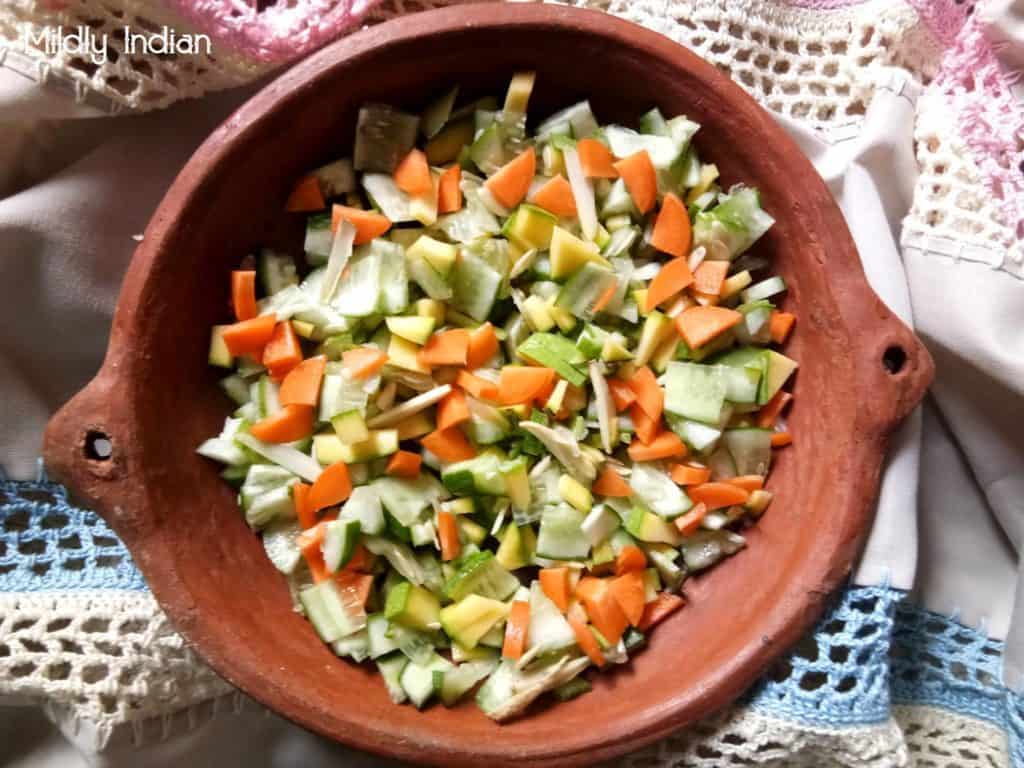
[894,704,1013,768]
[905,0,1024,276]
[3,474,1022,767]
[0,0,457,112]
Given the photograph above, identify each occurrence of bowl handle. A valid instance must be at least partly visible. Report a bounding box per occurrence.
[42,367,144,534]
[854,301,934,435]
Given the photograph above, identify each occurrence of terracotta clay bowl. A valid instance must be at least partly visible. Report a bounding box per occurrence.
[43,5,933,766]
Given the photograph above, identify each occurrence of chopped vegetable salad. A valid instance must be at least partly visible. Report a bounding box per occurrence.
[199,72,797,720]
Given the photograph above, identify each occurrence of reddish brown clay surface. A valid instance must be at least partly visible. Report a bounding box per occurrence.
[43,5,933,766]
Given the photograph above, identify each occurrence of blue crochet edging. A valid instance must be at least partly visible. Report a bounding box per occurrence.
[745,585,899,727]
[891,603,1024,767]
[1,474,1022,762]
[0,472,147,592]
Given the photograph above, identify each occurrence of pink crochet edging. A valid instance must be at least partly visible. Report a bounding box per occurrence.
[164,0,380,63]
[910,0,1024,241]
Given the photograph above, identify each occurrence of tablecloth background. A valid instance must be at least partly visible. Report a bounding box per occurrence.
[1,0,1022,765]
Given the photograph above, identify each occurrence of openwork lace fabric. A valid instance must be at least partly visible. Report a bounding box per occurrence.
[2,473,1021,764]
[1,0,1019,269]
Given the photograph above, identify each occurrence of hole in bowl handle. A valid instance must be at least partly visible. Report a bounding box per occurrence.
[864,316,934,432]
[42,371,139,531]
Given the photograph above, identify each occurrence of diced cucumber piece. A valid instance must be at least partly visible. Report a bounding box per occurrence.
[458,516,487,547]
[332,629,370,662]
[244,483,296,528]
[635,311,675,367]
[692,185,774,258]
[253,376,281,418]
[385,620,436,664]
[723,428,772,476]
[679,530,746,572]
[364,536,427,585]
[668,416,722,454]
[367,614,401,658]
[642,568,661,602]
[604,125,682,173]
[470,123,505,175]
[323,518,361,572]
[421,86,459,139]
[476,657,591,720]
[450,249,502,322]
[517,333,587,386]
[407,249,454,301]
[707,447,737,480]
[440,594,510,648]
[304,213,333,265]
[318,371,373,421]
[400,653,453,709]
[386,581,442,632]
[220,375,251,406]
[435,177,501,243]
[339,485,385,535]
[197,424,249,466]
[221,464,250,488]
[601,178,637,219]
[536,504,590,560]
[536,101,599,140]
[315,430,398,464]
[719,364,762,404]
[464,398,512,446]
[299,579,367,643]
[376,652,409,704]
[549,226,610,280]
[332,410,369,445]
[371,473,447,527]
[440,658,499,706]
[553,677,592,702]
[417,551,446,595]
[629,463,693,519]
[451,642,500,664]
[208,325,233,368]
[638,107,668,136]
[580,504,619,547]
[558,474,592,513]
[505,204,557,251]
[528,581,576,655]
[763,350,798,403]
[408,520,435,548]
[261,520,302,574]
[555,262,618,320]
[258,249,299,294]
[495,523,537,571]
[386,315,436,345]
[644,546,685,591]
[443,551,521,602]
[625,506,682,546]
[442,451,503,496]
[354,104,419,173]
[712,347,770,402]
[741,275,787,303]
[503,459,532,512]
[410,234,458,276]
[736,302,773,346]
[576,324,609,361]
[664,361,727,425]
